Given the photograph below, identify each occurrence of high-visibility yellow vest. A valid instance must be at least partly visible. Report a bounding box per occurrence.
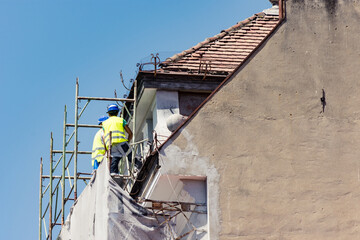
[102,116,127,148]
[91,129,106,167]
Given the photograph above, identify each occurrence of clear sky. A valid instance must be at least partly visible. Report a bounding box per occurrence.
[0,0,271,239]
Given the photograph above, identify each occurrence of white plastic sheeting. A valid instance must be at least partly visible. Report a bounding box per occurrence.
[58,161,171,240]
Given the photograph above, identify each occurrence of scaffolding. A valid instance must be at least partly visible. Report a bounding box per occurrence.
[39,56,209,239]
[38,78,139,240]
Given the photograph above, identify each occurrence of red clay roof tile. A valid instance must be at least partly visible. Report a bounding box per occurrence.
[159,12,279,76]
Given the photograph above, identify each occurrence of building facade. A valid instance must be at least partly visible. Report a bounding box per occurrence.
[132,0,360,239]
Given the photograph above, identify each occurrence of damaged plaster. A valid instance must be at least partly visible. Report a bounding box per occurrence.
[160,129,221,239]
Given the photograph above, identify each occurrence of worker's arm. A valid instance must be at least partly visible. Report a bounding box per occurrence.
[124,125,133,141]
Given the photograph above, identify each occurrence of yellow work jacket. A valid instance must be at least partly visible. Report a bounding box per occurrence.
[102,116,127,148]
[91,129,106,167]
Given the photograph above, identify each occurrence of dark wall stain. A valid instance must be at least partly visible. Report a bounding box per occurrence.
[290,0,338,22]
[291,0,305,13]
[325,0,338,16]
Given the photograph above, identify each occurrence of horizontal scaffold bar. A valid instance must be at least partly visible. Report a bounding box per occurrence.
[78,96,135,102]
[42,175,92,180]
[66,124,102,128]
[140,198,207,206]
[53,150,91,154]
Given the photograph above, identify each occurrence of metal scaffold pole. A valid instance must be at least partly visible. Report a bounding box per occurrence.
[61,105,67,225]
[74,78,79,200]
[49,133,53,240]
[131,80,137,172]
[39,157,43,240]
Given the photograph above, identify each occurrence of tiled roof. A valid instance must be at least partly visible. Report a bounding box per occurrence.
[159,12,279,76]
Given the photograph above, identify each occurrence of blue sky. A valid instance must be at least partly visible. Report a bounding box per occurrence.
[0,0,271,239]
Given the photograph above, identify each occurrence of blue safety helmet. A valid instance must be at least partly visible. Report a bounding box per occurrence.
[107,104,119,113]
[98,116,109,125]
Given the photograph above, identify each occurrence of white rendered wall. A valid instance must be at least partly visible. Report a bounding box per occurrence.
[135,94,156,155]
[154,90,179,143]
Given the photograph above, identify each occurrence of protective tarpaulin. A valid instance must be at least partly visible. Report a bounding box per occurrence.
[58,160,171,240]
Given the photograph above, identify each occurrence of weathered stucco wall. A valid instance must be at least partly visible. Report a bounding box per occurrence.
[159,0,360,239]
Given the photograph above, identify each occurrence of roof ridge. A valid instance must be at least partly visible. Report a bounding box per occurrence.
[161,12,266,65]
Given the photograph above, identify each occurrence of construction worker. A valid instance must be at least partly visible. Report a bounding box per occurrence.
[102,104,133,174]
[91,116,108,170]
